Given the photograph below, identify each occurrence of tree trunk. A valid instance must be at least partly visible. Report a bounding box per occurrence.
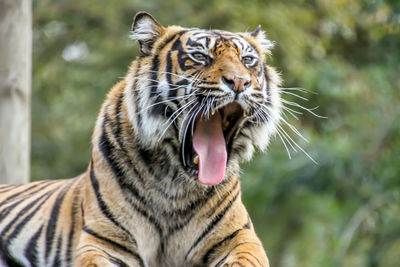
[0,0,31,184]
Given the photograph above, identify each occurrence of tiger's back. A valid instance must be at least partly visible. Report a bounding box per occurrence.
[0,11,283,266]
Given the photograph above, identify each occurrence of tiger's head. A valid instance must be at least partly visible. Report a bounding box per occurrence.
[127,12,282,186]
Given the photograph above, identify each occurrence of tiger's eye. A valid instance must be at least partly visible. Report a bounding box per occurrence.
[242,56,255,65]
[193,53,206,61]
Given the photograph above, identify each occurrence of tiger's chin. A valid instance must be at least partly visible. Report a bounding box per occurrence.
[181,101,248,186]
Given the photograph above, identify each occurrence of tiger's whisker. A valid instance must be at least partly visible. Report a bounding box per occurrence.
[138,93,201,114]
[281,99,327,119]
[181,103,200,166]
[281,91,309,101]
[159,98,197,138]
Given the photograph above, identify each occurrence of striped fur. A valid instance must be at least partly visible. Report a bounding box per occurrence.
[0,12,282,266]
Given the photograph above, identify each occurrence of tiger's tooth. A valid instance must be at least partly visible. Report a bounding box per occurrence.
[211,109,216,116]
[223,121,230,131]
[193,155,199,165]
[243,110,247,117]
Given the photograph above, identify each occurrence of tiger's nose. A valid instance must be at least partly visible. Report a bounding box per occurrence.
[222,74,251,93]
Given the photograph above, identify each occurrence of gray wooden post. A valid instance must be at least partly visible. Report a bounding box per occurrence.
[0,0,32,184]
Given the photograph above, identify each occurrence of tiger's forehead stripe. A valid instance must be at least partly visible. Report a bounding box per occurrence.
[179,30,256,56]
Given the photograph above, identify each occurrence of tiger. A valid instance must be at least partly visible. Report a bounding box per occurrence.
[0,11,282,267]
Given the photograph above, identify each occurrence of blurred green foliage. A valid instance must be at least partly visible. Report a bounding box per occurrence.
[32,0,400,266]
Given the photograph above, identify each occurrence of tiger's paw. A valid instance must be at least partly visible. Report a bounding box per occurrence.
[213,249,269,267]
[217,253,269,267]
[75,252,115,267]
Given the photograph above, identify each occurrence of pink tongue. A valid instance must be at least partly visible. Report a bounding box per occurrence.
[192,113,227,185]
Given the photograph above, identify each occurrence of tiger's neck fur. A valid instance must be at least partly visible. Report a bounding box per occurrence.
[86,77,242,263]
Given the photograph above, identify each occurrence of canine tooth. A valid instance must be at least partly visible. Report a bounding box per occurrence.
[243,110,247,117]
[223,121,230,130]
[193,155,199,165]
[211,109,216,116]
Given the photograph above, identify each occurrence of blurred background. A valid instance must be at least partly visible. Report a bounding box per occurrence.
[31,0,400,266]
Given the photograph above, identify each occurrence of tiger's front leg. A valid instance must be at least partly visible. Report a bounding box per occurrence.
[208,229,269,267]
[196,197,269,267]
[74,225,144,267]
[75,243,144,267]
[75,248,115,267]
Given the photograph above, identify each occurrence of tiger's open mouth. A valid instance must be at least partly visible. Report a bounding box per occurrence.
[182,102,246,185]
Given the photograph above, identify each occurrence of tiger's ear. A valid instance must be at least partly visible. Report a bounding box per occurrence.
[131,12,165,55]
[250,25,274,54]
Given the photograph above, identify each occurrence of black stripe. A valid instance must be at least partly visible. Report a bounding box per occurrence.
[110,95,174,188]
[109,256,130,267]
[186,37,207,50]
[200,80,219,85]
[82,226,144,266]
[0,198,32,224]
[119,188,163,244]
[231,262,245,267]
[136,145,172,180]
[154,30,186,54]
[102,112,170,238]
[149,55,159,99]
[257,62,263,77]
[136,145,154,167]
[89,160,137,246]
[0,253,25,267]
[231,144,248,156]
[111,93,147,183]
[162,138,179,158]
[24,225,43,267]
[115,92,124,139]
[185,191,240,260]
[82,226,132,253]
[219,241,263,267]
[77,244,134,267]
[0,182,57,222]
[202,219,251,264]
[52,235,63,267]
[0,188,55,238]
[251,92,264,99]
[149,53,165,116]
[131,60,142,127]
[197,86,223,91]
[107,99,144,184]
[0,185,20,194]
[0,181,52,207]
[45,185,69,261]
[166,50,177,97]
[66,181,81,265]
[99,119,163,238]
[203,229,241,264]
[205,180,239,218]
[236,253,258,266]
[0,190,56,263]
[215,253,229,267]
[164,187,215,237]
[237,131,251,140]
[171,38,188,71]
[264,64,271,101]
